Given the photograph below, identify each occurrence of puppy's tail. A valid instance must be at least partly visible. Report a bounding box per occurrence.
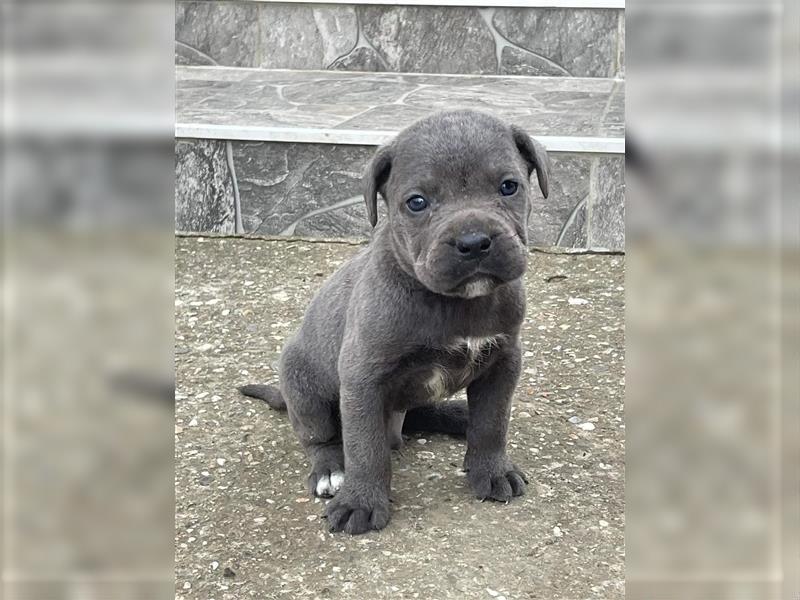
[403,401,468,437]
[239,384,287,411]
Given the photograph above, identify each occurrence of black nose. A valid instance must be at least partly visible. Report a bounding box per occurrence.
[455,232,492,259]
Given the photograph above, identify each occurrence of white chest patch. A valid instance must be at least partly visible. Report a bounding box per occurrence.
[424,336,503,400]
[462,336,500,358]
[425,368,449,401]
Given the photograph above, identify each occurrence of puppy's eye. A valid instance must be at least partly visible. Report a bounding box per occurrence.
[499,180,519,196]
[406,195,429,213]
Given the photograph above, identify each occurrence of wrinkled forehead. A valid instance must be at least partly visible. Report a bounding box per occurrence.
[390,118,523,187]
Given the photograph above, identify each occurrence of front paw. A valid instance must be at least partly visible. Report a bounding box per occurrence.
[324,482,390,535]
[465,454,528,502]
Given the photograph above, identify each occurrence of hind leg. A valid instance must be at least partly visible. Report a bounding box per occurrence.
[280,349,345,498]
[387,410,406,451]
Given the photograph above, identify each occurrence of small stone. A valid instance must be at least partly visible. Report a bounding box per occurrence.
[221,309,231,316]
[487,588,499,597]
[271,291,290,302]
[553,526,563,537]
[517,411,532,418]
[188,417,199,427]
[568,416,582,424]
[175,425,183,434]
[183,581,191,590]
[417,438,427,445]
[254,517,266,524]
[211,561,219,570]
[197,343,214,352]
[568,297,589,305]
[223,567,236,578]
[578,422,596,431]
[523,368,536,376]
[216,458,226,466]
[295,497,310,503]
[599,519,609,527]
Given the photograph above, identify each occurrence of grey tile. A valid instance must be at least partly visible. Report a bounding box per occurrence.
[528,154,591,247]
[175,2,259,67]
[330,46,385,72]
[295,202,373,239]
[280,74,420,108]
[175,138,623,248]
[557,200,588,248]
[337,104,439,131]
[500,46,574,77]
[175,4,624,78]
[175,139,236,233]
[311,6,360,67]
[257,4,359,70]
[358,6,497,74]
[492,8,619,77]
[175,42,216,66]
[404,85,613,137]
[232,142,375,236]
[176,68,624,140]
[589,156,625,250]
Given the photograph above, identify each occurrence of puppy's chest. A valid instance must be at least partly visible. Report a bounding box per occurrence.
[393,335,505,404]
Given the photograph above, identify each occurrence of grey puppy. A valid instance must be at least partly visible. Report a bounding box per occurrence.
[241,109,550,535]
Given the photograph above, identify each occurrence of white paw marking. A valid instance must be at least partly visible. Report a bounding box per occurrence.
[330,471,345,489]
[315,471,345,497]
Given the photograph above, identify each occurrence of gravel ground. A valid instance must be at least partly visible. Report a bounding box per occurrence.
[175,236,625,600]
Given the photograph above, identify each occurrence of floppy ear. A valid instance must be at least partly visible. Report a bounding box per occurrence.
[363,142,394,227]
[511,126,550,199]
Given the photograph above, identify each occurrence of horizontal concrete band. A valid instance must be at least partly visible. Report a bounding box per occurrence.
[231,0,625,7]
[175,124,625,154]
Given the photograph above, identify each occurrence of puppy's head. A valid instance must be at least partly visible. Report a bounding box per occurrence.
[364,110,550,298]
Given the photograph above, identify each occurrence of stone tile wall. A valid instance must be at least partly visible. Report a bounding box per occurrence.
[176,3,625,78]
[175,139,625,250]
[177,68,624,139]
